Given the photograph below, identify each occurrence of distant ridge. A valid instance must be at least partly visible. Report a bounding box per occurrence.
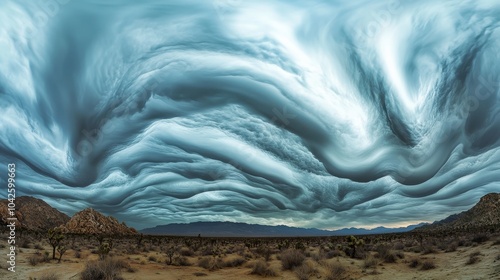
[58,208,137,235]
[0,196,70,231]
[415,193,500,232]
[140,221,426,237]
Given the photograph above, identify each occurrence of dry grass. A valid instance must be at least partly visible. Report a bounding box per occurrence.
[294,260,318,280]
[223,256,246,267]
[80,258,128,280]
[363,255,378,268]
[198,256,223,271]
[466,251,481,265]
[280,248,305,270]
[250,260,277,277]
[421,259,436,270]
[28,255,41,266]
[37,272,59,280]
[409,258,421,268]
[325,262,347,280]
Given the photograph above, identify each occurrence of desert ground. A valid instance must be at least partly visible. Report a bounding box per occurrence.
[0,230,499,280]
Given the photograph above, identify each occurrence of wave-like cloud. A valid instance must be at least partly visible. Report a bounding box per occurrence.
[1,0,500,229]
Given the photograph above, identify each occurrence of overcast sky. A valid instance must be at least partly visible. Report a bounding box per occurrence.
[1,0,499,230]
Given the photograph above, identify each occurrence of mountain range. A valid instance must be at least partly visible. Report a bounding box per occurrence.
[140,221,427,237]
[1,193,498,236]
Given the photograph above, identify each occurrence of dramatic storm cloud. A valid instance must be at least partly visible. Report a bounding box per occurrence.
[1,0,499,229]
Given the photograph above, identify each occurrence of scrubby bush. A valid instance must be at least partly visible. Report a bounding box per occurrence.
[325,249,342,259]
[179,247,194,256]
[251,260,277,277]
[325,262,347,280]
[471,234,489,244]
[466,251,481,265]
[80,258,127,280]
[408,258,421,268]
[421,260,436,270]
[198,256,223,271]
[445,242,458,252]
[173,256,191,266]
[223,256,246,267]
[363,255,378,269]
[38,272,59,280]
[28,255,41,266]
[375,244,398,263]
[294,261,318,280]
[280,249,305,270]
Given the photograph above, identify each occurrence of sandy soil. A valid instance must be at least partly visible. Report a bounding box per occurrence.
[0,234,499,280]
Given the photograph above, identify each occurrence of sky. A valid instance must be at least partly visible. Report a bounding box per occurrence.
[0,0,499,230]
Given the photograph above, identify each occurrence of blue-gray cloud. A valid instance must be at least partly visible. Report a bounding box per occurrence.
[1,0,500,229]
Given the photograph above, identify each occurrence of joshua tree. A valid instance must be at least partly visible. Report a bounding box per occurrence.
[166,246,175,265]
[57,244,67,263]
[346,235,364,258]
[47,228,65,260]
[98,242,111,260]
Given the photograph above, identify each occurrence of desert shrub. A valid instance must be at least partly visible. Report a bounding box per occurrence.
[34,243,44,250]
[408,258,420,268]
[148,255,157,262]
[363,255,378,269]
[173,256,191,266]
[80,258,126,280]
[458,238,472,247]
[223,256,246,267]
[256,246,273,261]
[75,251,82,258]
[325,249,342,259]
[28,255,41,266]
[395,250,405,259]
[411,246,422,253]
[126,266,138,273]
[466,251,481,265]
[471,234,489,244]
[294,261,318,280]
[198,256,223,271]
[421,260,436,270]
[280,249,305,270]
[325,262,347,280]
[38,272,59,280]
[421,246,437,255]
[393,242,405,250]
[200,246,215,256]
[312,250,328,262]
[42,251,51,262]
[179,247,194,256]
[375,245,397,263]
[21,239,31,248]
[250,260,277,277]
[445,242,458,252]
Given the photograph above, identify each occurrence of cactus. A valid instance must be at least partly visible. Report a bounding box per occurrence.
[346,235,364,258]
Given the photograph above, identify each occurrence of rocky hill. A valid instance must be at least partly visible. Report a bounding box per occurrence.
[59,208,137,235]
[415,193,500,231]
[0,196,70,231]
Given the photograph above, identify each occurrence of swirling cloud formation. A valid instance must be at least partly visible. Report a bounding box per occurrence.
[1,0,500,229]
